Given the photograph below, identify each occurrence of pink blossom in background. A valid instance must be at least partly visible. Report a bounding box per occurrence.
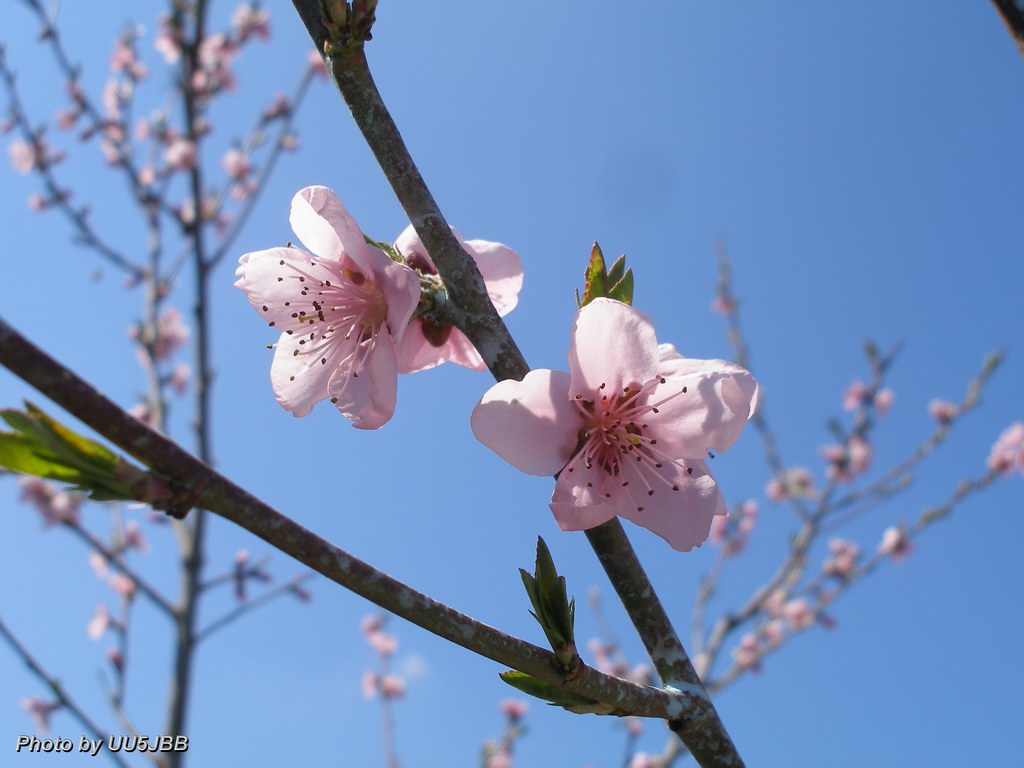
[378,674,406,700]
[21,696,59,735]
[108,574,137,599]
[236,187,420,427]
[109,36,148,81]
[221,147,251,180]
[361,669,378,700]
[710,499,758,555]
[987,422,1024,476]
[500,698,529,721]
[170,362,191,395]
[308,48,328,77]
[878,526,912,562]
[87,604,112,640]
[122,521,149,554]
[262,93,291,121]
[231,3,271,42]
[762,589,786,617]
[88,550,110,579]
[127,402,158,429]
[367,631,398,657]
[874,387,894,416]
[710,295,736,315]
[628,752,657,768]
[360,614,384,637]
[732,632,759,668]
[106,647,124,672]
[17,477,81,527]
[163,138,197,171]
[8,137,62,174]
[486,752,512,768]
[823,537,860,578]
[472,299,758,551]
[843,380,867,411]
[27,193,48,211]
[393,225,523,373]
[154,15,183,64]
[765,466,815,502]
[928,398,958,425]
[821,437,871,483]
[782,598,815,631]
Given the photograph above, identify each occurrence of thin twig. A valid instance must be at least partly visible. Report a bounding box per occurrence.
[195,573,314,643]
[0,616,131,768]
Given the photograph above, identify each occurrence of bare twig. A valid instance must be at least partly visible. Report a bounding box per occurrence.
[0,616,131,768]
[195,573,314,643]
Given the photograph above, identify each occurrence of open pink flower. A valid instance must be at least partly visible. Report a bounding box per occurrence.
[236,186,419,428]
[471,299,757,551]
[393,226,522,373]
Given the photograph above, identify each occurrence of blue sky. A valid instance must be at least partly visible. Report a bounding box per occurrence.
[1,3,1022,767]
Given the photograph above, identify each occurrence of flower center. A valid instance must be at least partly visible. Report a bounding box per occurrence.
[565,376,690,511]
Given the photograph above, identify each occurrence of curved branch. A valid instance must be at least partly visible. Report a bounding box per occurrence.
[0,315,691,721]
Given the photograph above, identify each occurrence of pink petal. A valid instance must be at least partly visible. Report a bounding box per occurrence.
[328,333,399,429]
[366,250,420,338]
[269,332,339,417]
[396,323,485,374]
[652,364,758,456]
[549,475,619,532]
[568,299,659,397]
[289,186,364,264]
[464,238,523,316]
[618,460,723,552]
[394,224,434,270]
[471,370,580,476]
[235,246,318,329]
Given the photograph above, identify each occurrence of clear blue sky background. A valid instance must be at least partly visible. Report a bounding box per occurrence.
[1,3,1022,767]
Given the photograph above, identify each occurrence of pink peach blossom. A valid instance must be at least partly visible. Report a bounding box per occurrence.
[123,521,149,554]
[308,48,329,77]
[628,752,657,768]
[108,574,137,599]
[843,380,867,411]
[87,604,112,640]
[236,186,419,427]
[393,226,522,373]
[500,698,529,721]
[765,466,815,502]
[107,647,124,672]
[823,537,860,578]
[878,526,912,562]
[367,631,398,657]
[472,299,757,551]
[710,295,736,315]
[163,138,197,171]
[782,598,814,631]
[928,399,958,425]
[987,422,1024,476]
[18,477,81,526]
[378,674,406,699]
[231,3,271,41]
[874,387,894,416]
[731,632,759,668]
[21,696,59,735]
[154,15,183,63]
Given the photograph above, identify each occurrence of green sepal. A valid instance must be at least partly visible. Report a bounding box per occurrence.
[520,537,578,669]
[363,234,403,265]
[498,671,616,715]
[579,244,633,307]
[607,266,634,306]
[580,242,607,307]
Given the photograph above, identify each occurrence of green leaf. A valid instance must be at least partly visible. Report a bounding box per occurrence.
[499,671,616,715]
[0,433,83,482]
[521,537,578,667]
